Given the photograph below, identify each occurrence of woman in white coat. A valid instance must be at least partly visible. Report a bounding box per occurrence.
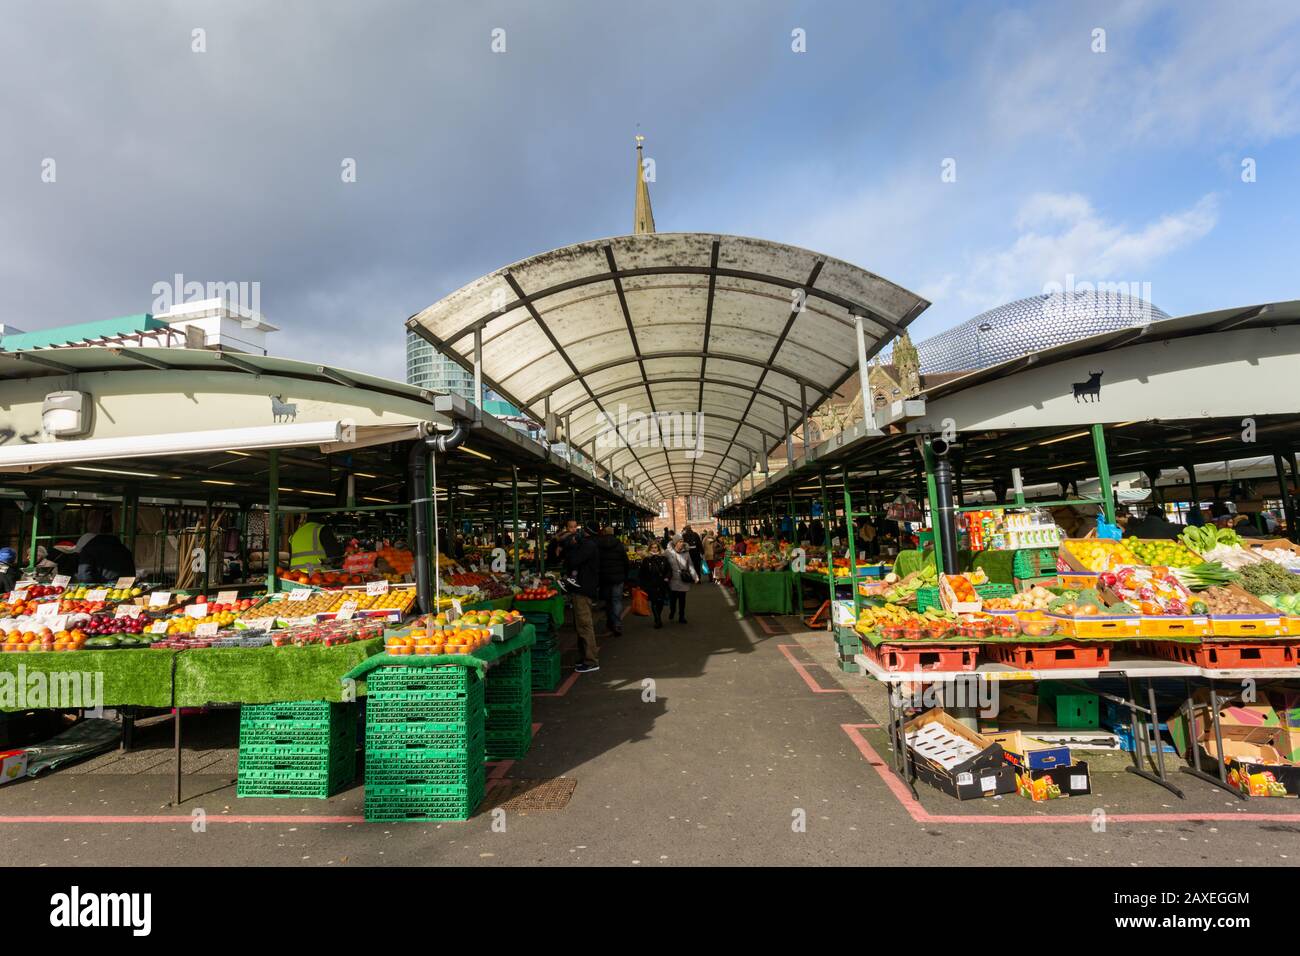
[665,535,699,624]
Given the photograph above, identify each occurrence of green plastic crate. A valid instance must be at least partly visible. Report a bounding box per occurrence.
[1012,548,1059,579]
[916,582,1016,613]
[236,762,355,799]
[364,718,484,751]
[366,684,484,724]
[366,665,478,694]
[531,655,562,692]
[364,745,485,787]
[1056,692,1100,729]
[239,744,355,775]
[241,700,341,723]
[486,737,531,761]
[364,779,486,822]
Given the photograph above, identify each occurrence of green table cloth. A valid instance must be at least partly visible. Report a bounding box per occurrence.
[0,648,177,711]
[173,637,386,707]
[725,559,796,616]
[513,594,565,628]
[343,624,537,681]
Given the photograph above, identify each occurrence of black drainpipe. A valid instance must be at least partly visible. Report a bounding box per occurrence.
[933,453,960,575]
[409,424,467,614]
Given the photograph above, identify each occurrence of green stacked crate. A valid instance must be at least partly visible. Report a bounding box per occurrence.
[834,625,862,673]
[363,664,486,822]
[524,612,563,692]
[916,582,1015,613]
[237,700,356,799]
[485,648,533,760]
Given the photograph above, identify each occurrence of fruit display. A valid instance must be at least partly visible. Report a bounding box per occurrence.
[984,586,1056,611]
[1098,566,1195,615]
[385,625,493,656]
[2,584,64,601]
[880,563,938,603]
[942,574,979,605]
[55,599,111,615]
[62,584,145,603]
[444,572,494,587]
[1061,538,1140,572]
[274,567,380,588]
[0,599,45,620]
[240,590,339,620]
[854,604,959,641]
[516,586,558,601]
[269,618,385,648]
[323,588,416,616]
[731,554,787,572]
[1017,611,1058,637]
[1259,592,1300,615]
[1123,538,1200,568]
[158,610,240,635]
[455,608,524,629]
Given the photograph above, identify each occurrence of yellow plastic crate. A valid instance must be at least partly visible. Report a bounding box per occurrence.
[1138,615,1212,638]
[1208,615,1287,638]
[1048,613,1140,639]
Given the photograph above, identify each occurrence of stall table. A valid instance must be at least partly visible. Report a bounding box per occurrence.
[725,558,796,616]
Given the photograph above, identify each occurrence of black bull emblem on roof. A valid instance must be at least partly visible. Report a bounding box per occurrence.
[1072,371,1103,403]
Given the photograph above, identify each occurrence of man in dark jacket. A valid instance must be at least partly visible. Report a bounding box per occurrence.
[559,519,601,673]
[637,539,672,628]
[595,525,629,636]
[681,524,703,578]
[1124,506,1182,541]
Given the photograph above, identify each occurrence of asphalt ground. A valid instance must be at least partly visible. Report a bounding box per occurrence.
[2,581,1298,866]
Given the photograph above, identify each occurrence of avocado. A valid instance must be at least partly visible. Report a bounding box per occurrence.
[83,635,120,649]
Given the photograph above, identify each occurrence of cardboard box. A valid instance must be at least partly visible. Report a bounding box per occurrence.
[989,731,1072,770]
[1015,761,1092,801]
[904,709,1016,801]
[1201,738,1299,798]
[0,750,27,785]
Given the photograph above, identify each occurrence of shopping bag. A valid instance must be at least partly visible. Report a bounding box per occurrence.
[630,587,651,616]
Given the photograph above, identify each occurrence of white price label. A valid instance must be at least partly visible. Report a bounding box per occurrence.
[51,575,71,588]
[14,580,36,590]
[288,588,313,602]
[216,590,239,605]
[186,603,209,619]
[10,590,27,602]
[149,591,172,608]
[85,589,109,602]
[151,621,170,635]
[115,604,143,618]
[114,576,136,589]
[365,580,390,596]
[336,601,359,621]
[34,602,59,619]
[451,598,464,618]
[196,622,220,637]
[1070,775,1088,791]
[956,772,974,787]
[980,775,999,793]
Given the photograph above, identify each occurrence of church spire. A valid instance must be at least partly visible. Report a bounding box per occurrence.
[633,134,656,235]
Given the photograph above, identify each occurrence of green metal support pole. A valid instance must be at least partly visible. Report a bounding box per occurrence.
[922,439,944,574]
[267,450,279,593]
[841,465,859,617]
[536,474,544,576]
[1091,423,1116,524]
[511,466,520,582]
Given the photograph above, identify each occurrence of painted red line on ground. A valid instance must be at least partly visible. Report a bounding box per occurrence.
[0,815,367,824]
[778,643,848,694]
[533,672,579,698]
[487,759,515,780]
[839,724,1300,826]
[755,616,776,635]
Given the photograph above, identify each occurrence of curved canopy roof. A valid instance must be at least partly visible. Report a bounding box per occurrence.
[408,233,929,500]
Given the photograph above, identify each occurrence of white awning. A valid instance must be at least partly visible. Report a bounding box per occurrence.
[409,232,928,500]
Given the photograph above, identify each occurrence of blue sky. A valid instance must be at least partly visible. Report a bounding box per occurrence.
[1,0,1297,376]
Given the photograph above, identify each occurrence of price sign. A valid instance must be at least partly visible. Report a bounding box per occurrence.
[114,577,136,589]
[115,604,143,619]
[365,580,390,596]
[216,590,239,605]
[151,621,170,635]
[14,580,36,590]
[51,575,71,588]
[288,588,313,603]
[451,598,464,618]
[186,603,210,619]
[10,590,27,602]
[34,602,59,620]
[336,601,359,621]
[85,589,109,602]
[149,591,172,608]
[196,622,220,637]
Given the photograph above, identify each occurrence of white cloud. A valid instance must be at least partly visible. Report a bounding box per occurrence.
[956,192,1218,313]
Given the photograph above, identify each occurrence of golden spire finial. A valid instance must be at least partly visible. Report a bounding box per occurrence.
[633,133,655,235]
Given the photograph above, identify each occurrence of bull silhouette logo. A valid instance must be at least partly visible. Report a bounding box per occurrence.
[270,395,298,421]
[1072,371,1103,403]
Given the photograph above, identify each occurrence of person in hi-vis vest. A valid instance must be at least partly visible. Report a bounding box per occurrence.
[289,517,340,571]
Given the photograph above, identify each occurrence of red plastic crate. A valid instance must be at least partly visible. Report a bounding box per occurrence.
[1146,638,1297,670]
[983,641,1111,670]
[867,642,979,673]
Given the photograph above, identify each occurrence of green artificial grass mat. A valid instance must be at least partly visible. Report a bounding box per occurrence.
[173,637,385,707]
[0,648,177,711]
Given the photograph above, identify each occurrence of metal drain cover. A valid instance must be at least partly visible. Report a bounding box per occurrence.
[485,777,577,811]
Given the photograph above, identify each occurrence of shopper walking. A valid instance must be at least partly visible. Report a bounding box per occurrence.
[701,531,716,578]
[682,524,703,576]
[666,535,699,624]
[596,525,629,636]
[559,519,601,673]
[637,539,672,628]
